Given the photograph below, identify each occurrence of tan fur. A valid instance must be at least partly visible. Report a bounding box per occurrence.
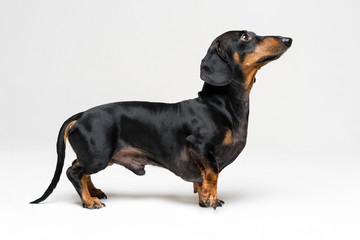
[222,129,233,145]
[64,120,77,143]
[233,52,240,64]
[238,37,284,94]
[201,170,219,205]
[80,175,103,208]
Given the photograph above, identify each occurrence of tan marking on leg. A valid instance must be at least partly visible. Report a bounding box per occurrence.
[188,149,223,208]
[222,129,233,145]
[80,175,92,207]
[202,171,218,201]
[201,170,219,204]
[80,175,103,209]
[86,176,96,192]
[197,165,220,207]
[86,176,99,196]
[64,120,77,143]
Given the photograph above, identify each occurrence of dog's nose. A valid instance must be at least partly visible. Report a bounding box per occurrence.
[281,37,292,47]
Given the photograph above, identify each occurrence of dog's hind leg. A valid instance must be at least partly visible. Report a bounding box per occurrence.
[70,159,108,199]
[66,159,107,209]
[79,175,105,209]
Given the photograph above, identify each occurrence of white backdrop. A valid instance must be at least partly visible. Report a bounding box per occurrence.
[1,0,359,239]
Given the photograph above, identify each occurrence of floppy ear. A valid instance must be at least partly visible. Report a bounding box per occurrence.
[200,40,234,86]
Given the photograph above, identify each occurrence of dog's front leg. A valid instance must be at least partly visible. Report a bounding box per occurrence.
[202,168,223,208]
[187,139,224,209]
[194,167,224,209]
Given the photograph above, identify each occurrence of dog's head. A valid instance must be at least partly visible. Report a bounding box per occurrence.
[200,31,292,92]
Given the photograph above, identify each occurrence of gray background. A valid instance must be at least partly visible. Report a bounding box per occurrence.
[1,0,359,239]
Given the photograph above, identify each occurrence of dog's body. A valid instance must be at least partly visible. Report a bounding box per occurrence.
[67,84,248,182]
[31,31,292,209]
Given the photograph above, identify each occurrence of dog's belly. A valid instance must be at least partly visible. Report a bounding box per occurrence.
[111,147,158,176]
[111,147,203,182]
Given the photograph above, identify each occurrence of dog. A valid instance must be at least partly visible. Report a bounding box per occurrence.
[31,30,292,209]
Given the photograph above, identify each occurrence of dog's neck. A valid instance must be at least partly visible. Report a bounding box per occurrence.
[199,79,250,126]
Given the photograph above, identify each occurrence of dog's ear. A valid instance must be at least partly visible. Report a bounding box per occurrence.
[200,40,234,86]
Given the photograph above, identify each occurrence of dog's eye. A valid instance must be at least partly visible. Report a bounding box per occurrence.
[240,33,252,42]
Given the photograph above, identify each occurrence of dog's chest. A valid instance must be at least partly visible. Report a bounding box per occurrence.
[216,125,248,170]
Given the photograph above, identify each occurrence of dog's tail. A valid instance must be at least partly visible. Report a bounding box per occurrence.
[30,112,83,204]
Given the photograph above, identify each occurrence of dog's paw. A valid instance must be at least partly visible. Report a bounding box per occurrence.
[199,199,224,210]
[83,202,106,209]
[82,197,106,209]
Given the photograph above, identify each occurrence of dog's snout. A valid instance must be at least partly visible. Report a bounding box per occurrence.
[281,37,292,47]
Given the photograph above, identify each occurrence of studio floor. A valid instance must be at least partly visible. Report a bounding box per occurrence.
[1,148,359,240]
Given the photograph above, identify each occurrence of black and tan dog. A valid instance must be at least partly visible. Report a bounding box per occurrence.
[31,30,292,209]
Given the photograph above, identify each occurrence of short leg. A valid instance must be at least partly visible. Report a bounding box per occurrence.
[199,169,224,209]
[187,145,224,210]
[71,159,108,199]
[80,175,106,209]
[66,161,106,209]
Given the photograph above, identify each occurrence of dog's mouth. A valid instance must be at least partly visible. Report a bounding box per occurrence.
[256,54,282,64]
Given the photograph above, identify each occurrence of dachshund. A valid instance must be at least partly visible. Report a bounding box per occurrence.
[31,30,292,209]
